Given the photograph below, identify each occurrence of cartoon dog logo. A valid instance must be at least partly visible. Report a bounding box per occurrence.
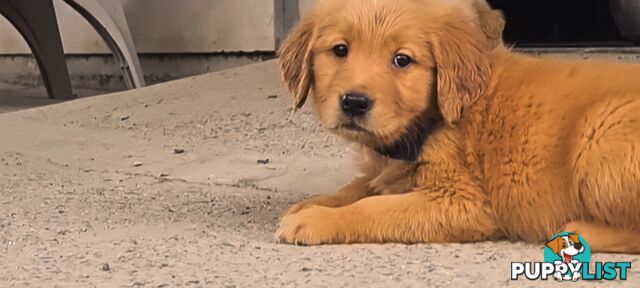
[546,233,585,263]
[546,233,585,281]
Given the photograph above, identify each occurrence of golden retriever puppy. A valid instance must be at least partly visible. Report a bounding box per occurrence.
[276,0,640,253]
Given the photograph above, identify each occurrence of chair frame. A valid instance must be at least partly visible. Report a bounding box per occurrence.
[0,0,145,99]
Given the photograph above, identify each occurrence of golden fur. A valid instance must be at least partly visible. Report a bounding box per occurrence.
[276,0,640,253]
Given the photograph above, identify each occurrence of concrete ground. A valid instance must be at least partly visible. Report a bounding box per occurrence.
[1,54,640,287]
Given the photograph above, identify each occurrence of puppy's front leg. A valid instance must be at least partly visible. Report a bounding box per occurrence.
[284,177,371,216]
[276,189,499,245]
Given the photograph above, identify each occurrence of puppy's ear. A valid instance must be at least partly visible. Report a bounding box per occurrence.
[568,233,581,244]
[431,7,496,125]
[471,0,505,49]
[546,237,562,254]
[278,17,316,110]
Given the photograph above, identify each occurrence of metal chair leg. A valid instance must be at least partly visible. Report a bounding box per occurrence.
[64,0,145,89]
[0,0,74,99]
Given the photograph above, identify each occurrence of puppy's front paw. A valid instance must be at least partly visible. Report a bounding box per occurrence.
[276,206,345,245]
[283,195,343,216]
[283,201,316,216]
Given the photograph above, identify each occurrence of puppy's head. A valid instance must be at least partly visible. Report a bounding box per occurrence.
[546,234,585,262]
[279,0,504,148]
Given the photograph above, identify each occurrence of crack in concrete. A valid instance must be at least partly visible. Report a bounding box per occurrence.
[7,151,283,193]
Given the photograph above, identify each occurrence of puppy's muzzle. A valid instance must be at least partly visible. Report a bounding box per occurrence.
[340,92,373,117]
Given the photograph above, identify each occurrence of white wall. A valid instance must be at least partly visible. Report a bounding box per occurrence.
[0,0,276,54]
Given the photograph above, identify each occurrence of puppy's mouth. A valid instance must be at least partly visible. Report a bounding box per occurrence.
[336,121,367,132]
[334,121,368,133]
[331,115,441,162]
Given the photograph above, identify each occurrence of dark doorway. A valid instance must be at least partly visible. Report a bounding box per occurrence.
[488,0,632,47]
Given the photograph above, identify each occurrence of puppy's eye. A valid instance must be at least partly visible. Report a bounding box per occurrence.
[333,44,349,58]
[393,54,412,68]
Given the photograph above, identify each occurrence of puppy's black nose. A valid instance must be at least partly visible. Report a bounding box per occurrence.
[574,243,583,250]
[340,93,372,117]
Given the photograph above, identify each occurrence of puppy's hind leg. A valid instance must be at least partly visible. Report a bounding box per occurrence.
[572,97,640,251]
[562,221,640,253]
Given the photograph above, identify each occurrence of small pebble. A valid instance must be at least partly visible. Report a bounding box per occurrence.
[100,263,110,271]
[55,205,65,214]
[120,116,130,121]
[132,161,143,167]
[257,158,270,165]
[173,148,185,154]
[220,241,235,248]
